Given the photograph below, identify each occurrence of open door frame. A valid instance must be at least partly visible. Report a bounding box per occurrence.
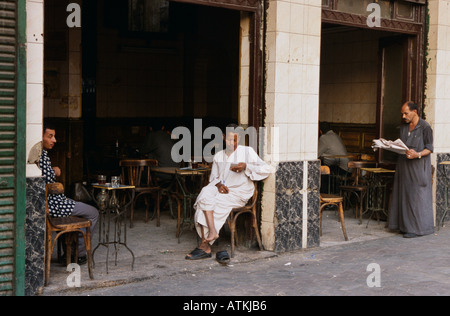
[376,35,422,163]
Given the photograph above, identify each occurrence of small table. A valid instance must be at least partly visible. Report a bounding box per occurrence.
[360,168,395,228]
[91,183,135,273]
[438,161,450,230]
[151,166,210,242]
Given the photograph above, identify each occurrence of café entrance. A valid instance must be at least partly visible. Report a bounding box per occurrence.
[42,0,265,280]
[318,0,427,237]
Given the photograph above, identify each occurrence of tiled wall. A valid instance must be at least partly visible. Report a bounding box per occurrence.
[25,177,46,296]
[262,0,322,251]
[25,0,46,295]
[426,0,450,153]
[426,0,450,226]
[436,154,450,228]
[26,0,44,178]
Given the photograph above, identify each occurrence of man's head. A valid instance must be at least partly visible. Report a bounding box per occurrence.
[319,122,331,135]
[42,125,57,150]
[224,124,242,152]
[401,101,419,124]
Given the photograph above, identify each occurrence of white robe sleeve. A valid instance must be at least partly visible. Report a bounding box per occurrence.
[243,147,271,181]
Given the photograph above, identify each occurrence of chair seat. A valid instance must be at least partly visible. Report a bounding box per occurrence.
[340,185,367,191]
[50,216,91,230]
[320,193,343,203]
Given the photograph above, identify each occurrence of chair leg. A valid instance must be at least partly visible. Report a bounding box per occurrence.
[66,235,72,266]
[44,229,52,286]
[176,197,182,240]
[230,217,236,258]
[130,200,135,228]
[252,215,263,251]
[85,228,94,280]
[144,196,149,223]
[320,204,324,236]
[156,191,161,227]
[338,202,349,241]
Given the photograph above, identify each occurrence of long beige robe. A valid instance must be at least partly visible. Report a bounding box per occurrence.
[194,146,271,242]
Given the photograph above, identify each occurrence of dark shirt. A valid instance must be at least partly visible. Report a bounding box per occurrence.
[140,130,178,167]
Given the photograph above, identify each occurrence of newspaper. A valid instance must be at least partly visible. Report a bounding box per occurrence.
[371,138,409,155]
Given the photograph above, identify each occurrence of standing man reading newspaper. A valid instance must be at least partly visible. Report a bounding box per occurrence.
[389,101,434,238]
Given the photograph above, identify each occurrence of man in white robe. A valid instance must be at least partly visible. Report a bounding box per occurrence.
[186,127,271,260]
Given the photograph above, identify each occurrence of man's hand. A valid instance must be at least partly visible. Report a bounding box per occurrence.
[406,149,418,159]
[53,167,61,177]
[215,183,229,194]
[230,162,246,173]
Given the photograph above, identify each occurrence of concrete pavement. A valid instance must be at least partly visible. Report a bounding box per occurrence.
[39,208,450,296]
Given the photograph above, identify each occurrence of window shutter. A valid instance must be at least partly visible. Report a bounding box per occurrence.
[0,0,18,296]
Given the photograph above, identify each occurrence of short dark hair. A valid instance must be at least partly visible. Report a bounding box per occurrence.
[405,101,419,114]
[43,124,56,135]
[319,122,331,134]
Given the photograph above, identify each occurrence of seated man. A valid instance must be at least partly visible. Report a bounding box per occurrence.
[186,124,271,260]
[140,123,178,168]
[29,125,99,265]
[318,122,352,193]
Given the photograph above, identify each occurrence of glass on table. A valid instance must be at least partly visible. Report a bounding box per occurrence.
[111,176,121,188]
[98,174,106,185]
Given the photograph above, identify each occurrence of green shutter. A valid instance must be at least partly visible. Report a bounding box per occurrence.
[0,0,20,296]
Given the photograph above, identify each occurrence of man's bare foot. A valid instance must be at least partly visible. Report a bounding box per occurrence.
[185,241,211,260]
[205,230,219,243]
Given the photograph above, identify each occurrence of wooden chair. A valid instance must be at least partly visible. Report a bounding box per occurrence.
[45,183,93,286]
[227,182,263,258]
[120,159,161,227]
[320,166,348,241]
[339,161,376,223]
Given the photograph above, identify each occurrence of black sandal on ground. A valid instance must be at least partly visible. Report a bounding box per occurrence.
[216,250,230,264]
[185,248,212,260]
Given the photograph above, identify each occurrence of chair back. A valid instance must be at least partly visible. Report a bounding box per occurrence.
[45,182,65,229]
[248,182,258,209]
[320,165,330,175]
[120,159,158,187]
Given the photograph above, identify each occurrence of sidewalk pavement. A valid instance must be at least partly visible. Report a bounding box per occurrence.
[39,208,450,296]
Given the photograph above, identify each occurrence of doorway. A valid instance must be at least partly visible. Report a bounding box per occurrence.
[377,37,408,163]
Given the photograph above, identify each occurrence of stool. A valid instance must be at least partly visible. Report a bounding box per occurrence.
[320,193,348,241]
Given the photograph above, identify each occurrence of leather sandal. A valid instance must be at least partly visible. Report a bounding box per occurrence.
[185,248,212,260]
[216,250,230,264]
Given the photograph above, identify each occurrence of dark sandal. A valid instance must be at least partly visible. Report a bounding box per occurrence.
[216,250,230,264]
[185,248,212,260]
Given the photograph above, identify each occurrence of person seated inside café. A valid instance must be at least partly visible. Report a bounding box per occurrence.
[318,122,352,193]
[140,123,179,168]
[28,125,99,265]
